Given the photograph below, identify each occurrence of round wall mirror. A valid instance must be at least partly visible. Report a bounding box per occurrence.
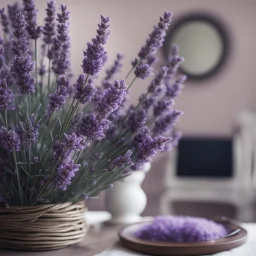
[163,13,230,80]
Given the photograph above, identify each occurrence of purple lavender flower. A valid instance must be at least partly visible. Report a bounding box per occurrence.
[0,126,20,152]
[153,110,183,135]
[53,133,87,161]
[38,65,46,76]
[137,12,172,61]
[97,80,127,119]
[110,150,133,169]
[11,12,35,94]
[128,109,147,133]
[7,3,20,28]
[43,0,56,44]
[148,66,168,94]
[104,53,123,81]
[135,216,228,242]
[47,75,69,114]
[165,75,186,99]
[132,130,171,169]
[134,63,152,79]
[23,0,42,40]
[0,37,5,70]
[0,68,15,110]
[51,5,70,75]
[153,99,174,117]
[74,75,96,104]
[82,15,110,76]
[141,96,157,112]
[18,115,39,146]
[54,158,80,190]
[0,9,9,35]
[165,45,184,81]
[80,113,110,141]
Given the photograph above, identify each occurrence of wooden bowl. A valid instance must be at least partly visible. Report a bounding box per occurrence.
[118,218,247,256]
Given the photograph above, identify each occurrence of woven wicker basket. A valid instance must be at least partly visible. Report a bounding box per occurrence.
[0,201,87,251]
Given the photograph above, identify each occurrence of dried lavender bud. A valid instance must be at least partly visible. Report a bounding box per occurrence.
[97,80,127,120]
[128,109,147,133]
[80,113,110,141]
[11,12,35,94]
[104,53,123,81]
[0,9,9,34]
[0,126,20,152]
[74,75,96,104]
[54,158,80,190]
[153,110,183,135]
[52,5,70,75]
[23,0,42,40]
[134,63,152,79]
[135,216,228,242]
[82,15,109,76]
[47,75,69,114]
[43,0,56,44]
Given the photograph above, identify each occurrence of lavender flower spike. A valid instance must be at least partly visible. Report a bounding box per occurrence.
[23,0,42,40]
[11,12,35,93]
[43,0,56,45]
[82,15,110,76]
[134,63,152,79]
[47,75,69,115]
[128,109,147,133]
[54,158,80,190]
[153,110,183,135]
[80,113,110,141]
[136,12,173,61]
[53,133,87,161]
[7,3,20,28]
[111,150,133,169]
[0,9,9,35]
[104,53,123,81]
[74,75,96,104]
[132,129,171,169]
[0,67,15,111]
[165,74,187,99]
[148,66,168,94]
[97,80,127,120]
[18,115,39,147]
[51,5,70,75]
[0,127,20,152]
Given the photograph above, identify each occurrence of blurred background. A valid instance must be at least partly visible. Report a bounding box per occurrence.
[2,0,256,222]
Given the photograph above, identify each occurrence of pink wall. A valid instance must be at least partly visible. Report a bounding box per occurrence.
[1,0,256,136]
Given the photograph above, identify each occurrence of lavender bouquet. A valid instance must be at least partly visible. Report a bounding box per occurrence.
[0,1,186,207]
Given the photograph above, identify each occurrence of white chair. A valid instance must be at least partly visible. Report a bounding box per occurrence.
[161,112,256,222]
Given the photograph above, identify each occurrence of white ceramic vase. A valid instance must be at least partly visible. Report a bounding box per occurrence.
[105,162,151,224]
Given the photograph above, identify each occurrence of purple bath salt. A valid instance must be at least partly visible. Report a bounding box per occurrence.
[135,216,228,242]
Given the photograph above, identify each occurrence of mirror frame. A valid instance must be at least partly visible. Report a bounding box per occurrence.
[163,13,230,81]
